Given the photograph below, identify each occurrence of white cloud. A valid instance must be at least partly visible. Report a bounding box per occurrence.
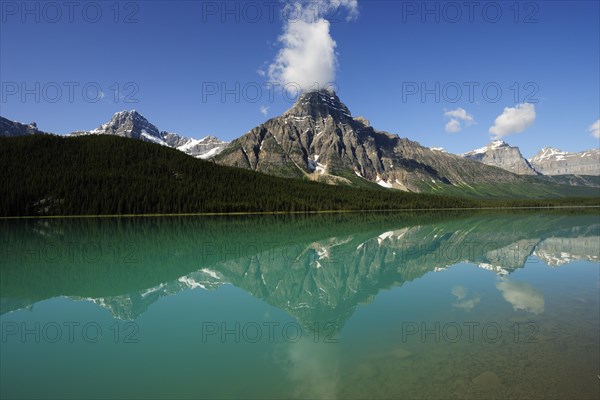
[445,119,461,133]
[444,108,473,121]
[268,19,337,92]
[260,105,269,116]
[443,107,474,133]
[266,1,359,92]
[588,119,600,139]
[489,103,536,139]
[496,278,544,314]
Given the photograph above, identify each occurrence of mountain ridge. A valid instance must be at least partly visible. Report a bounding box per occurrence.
[529,147,600,175]
[215,90,525,192]
[2,93,597,193]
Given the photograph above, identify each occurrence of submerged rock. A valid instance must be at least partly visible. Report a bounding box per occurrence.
[391,347,413,359]
[472,370,502,388]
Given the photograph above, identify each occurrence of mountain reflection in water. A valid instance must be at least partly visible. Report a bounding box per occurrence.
[1,211,598,400]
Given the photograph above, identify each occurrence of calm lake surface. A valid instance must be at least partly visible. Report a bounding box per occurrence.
[1,211,599,399]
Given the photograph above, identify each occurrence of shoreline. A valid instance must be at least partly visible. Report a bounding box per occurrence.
[1,205,599,220]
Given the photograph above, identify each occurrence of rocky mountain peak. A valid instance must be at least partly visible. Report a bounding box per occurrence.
[284,89,352,122]
[490,139,508,147]
[463,140,539,175]
[108,110,144,124]
[530,147,566,163]
[115,109,140,117]
[99,110,161,139]
[464,140,510,156]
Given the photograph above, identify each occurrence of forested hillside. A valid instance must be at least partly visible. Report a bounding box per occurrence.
[0,135,597,217]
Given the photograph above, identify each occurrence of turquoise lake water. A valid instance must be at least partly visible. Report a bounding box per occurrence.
[1,212,599,399]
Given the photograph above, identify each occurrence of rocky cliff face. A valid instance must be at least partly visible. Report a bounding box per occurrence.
[463,140,539,175]
[529,147,600,175]
[216,90,519,191]
[70,110,228,159]
[0,117,47,137]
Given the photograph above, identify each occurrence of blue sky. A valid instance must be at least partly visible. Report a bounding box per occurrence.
[1,0,598,157]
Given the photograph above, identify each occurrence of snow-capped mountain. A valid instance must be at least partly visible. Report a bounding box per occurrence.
[462,140,539,175]
[215,89,520,191]
[71,110,162,141]
[529,147,600,175]
[70,110,228,159]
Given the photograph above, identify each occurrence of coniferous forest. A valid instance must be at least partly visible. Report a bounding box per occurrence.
[1,135,598,217]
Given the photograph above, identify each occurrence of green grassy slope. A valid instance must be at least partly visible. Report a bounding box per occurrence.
[417,176,599,199]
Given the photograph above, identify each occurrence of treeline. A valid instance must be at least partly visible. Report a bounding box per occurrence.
[0,135,598,217]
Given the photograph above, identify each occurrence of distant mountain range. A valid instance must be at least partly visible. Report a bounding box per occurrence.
[1,90,598,193]
[1,112,227,159]
[529,147,600,175]
[462,140,599,177]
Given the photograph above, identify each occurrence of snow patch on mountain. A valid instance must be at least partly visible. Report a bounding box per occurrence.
[464,140,508,156]
[529,147,568,163]
[141,130,168,146]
